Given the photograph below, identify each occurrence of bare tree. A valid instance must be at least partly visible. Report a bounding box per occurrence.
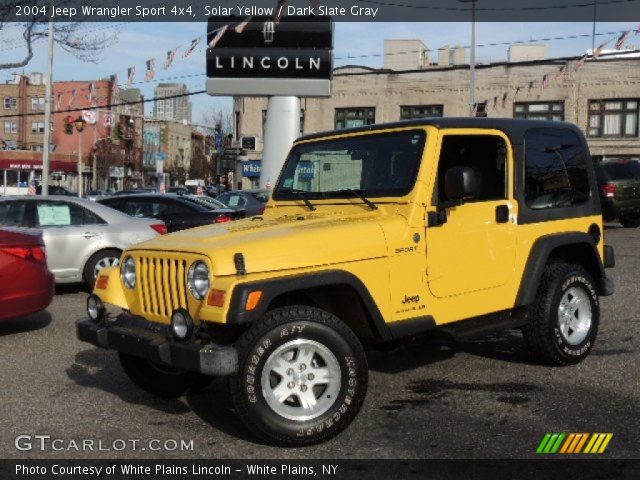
[200,108,234,136]
[0,1,118,70]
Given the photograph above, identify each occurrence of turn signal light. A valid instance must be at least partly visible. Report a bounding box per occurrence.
[207,289,227,307]
[150,223,168,235]
[95,275,109,290]
[245,291,263,311]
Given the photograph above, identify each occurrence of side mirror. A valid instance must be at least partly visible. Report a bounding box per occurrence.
[444,166,482,201]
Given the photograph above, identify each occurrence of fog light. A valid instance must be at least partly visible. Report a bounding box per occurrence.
[171,309,193,341]
[86,294,105,322]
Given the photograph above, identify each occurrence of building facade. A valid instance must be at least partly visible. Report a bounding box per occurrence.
[153,83,192,123]
[1,73,46,152]
[233,47,640,188]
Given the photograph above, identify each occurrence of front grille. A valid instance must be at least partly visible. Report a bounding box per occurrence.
[137,256,189,321]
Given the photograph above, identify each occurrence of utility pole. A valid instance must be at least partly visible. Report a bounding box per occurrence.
[41,17,54,195]
[591,0,598,54]
[458,0,477,116]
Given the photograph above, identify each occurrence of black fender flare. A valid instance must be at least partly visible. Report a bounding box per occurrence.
[226,270,393,341]
[515,232,609,307]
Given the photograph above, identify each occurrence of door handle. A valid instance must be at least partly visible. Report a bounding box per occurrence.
[495,205,510,224]
[82,232,99,238]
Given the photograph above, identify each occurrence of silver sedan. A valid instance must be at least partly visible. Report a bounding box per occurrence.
[0,196,166,288]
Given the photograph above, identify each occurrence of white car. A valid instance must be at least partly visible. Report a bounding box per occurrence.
[0,196,167,288]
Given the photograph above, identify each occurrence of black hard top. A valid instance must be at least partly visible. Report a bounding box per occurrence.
[297,117,583,143]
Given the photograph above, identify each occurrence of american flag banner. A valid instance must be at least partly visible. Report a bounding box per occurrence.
[575,53,588,71]
[274,0,288,24]
[87,82,94,103]
[527,81,535,94]
[68,89,77,107]
[493,96,498,109]
[183,37,201,58]
[555,64,567,82]
[208,25,229,48]
[235,16,253,33]
[163,49,177,70]
[127,66,136,87]
[592,41,608,59]
[541,74,549,90]
[27,179,36,196]
[55,93,63,110]
[616,31,632,50]
[145,59,156,81]
[502,92,508,108]
[110,74,120,101]
[514,86,521,98]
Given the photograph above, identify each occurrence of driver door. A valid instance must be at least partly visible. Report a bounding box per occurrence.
[426,130,517,298]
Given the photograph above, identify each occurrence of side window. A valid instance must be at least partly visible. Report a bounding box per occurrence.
[0,201,31,226]
[437,135,507,203]
[161,200,193,215]
[36,202,72,227]
[123,200,156,218]
[524,128,590,209]
[69,204,106,225]
[225,194,246,208]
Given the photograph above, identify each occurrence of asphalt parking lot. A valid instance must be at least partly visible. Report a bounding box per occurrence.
[0,225,638,460]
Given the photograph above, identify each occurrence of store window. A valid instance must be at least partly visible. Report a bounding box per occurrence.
[400,105,444,120]
[3,97,17,109]
[514,101,564,121]
[335,108,375,129]
[588,99,639,137]
[4,121,18,133]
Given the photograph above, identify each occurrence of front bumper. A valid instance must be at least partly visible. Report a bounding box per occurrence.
[76,315,238,376]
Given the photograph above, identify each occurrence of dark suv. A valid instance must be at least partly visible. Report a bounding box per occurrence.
[595,159,640,227]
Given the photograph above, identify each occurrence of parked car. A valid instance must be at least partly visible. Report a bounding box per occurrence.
[0,197,167,289]
[112,188,157,196]
[179,194,235,211]
[0,227,54,321]
[35,185,77,196]
[216,189,270,216]
[595,158,640,227]
[84,190,110,202]
[99,193,245,233]
[167,186,189,195]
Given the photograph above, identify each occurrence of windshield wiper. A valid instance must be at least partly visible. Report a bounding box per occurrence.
[281,188,316,211]
[341,188,378,210]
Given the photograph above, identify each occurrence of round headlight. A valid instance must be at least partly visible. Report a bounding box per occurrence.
[121,256,136,289]
[86,294,104,322]
[171,309,193,340]
[187,261,209,299]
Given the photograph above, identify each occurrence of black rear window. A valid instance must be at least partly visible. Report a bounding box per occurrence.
[598,161,640,181]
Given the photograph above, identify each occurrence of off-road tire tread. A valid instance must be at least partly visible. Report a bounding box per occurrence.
[230,305,368,446]
[523,262,598,366]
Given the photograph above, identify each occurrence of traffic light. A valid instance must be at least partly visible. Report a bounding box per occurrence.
[63,116,74,135]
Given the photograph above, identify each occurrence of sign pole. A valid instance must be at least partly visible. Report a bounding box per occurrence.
[260,96,300,190]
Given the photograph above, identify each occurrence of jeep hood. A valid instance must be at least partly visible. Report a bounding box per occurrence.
[129,212,388,276]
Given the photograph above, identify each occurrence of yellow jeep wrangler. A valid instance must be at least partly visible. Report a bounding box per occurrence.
[77,118,615,445]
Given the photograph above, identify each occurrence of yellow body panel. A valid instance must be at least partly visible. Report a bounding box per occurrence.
[94,125,605,331]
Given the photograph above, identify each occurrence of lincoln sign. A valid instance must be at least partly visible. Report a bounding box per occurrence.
[206,15,333,97]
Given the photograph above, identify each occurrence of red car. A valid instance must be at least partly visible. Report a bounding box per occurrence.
[0,227,54,321]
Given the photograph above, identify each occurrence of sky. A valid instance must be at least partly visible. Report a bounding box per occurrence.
[0,21,634,125]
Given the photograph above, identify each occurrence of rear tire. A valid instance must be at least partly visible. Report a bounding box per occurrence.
[522,262,599,366]
[119,352,212,398]
[83,249,121,290]
[620,216,640,228]
[229,306,368,446]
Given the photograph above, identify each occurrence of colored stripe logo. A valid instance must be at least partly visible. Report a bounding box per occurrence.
[537,433,613,454]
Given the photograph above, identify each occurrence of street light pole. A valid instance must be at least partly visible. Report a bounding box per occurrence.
[42,16,54,195]
[459,0,477,116]
[78,131,83,197]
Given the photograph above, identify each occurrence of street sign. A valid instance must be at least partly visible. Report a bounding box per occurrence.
[82,110,96,124]
[223,148,246,156]
[155,152,166,161]
[206,16,333,97]
[241,160,261,178]
[102,112,115,127]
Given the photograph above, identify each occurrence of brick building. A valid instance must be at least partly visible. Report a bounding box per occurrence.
[233,42,640,188]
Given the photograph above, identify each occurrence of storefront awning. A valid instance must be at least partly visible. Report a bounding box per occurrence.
[0,153,78,172]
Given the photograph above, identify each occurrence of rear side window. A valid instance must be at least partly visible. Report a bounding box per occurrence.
[221,194,246,207]
[0,201,31,227]
[36,202,106,226]
[524,128,591,209]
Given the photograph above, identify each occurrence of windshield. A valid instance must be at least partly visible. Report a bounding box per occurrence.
[600,161,640,181]
[273,130,426,200]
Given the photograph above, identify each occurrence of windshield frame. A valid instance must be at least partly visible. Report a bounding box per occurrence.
[272,129,427,202]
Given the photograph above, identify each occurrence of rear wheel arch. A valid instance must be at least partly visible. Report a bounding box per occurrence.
[516,232,605,307]
[82,247,123,289]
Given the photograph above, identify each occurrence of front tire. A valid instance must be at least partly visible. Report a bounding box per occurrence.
[119,352,212,398]
[523,262,599,366]
[229,306,368,446]
[620,216,640,228]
